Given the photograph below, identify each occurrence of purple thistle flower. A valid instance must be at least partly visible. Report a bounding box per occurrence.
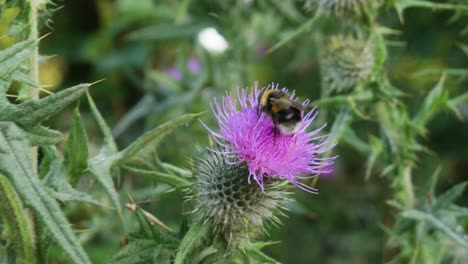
[202,82,336,193]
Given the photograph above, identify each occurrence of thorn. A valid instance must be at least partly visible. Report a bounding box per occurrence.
[118,210,124,223]
[88,78,107,87]
[127,193,136,205]
[75,228,92,233]
[38,32,52,41]
[134,198,160,205]
[376,26,404,35]
[39,86,54,95]
[5,94,19,98]
[125,203,174,232]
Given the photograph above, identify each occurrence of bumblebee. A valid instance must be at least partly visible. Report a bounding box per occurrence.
[260,90,304,135]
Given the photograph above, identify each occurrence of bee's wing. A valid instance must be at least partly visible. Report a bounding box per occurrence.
[291,100,305,111]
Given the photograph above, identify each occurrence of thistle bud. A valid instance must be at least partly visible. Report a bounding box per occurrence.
[304,0,379,17]
[191,148,289,246]
[320,34,375,92]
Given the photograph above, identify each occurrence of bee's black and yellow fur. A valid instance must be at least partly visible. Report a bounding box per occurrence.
[260,90,303,135]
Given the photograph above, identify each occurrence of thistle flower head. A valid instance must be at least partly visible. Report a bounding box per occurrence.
[304,0,378,17]
[320,34,375,92]
[192,148,289,245]
[202,82,336,193]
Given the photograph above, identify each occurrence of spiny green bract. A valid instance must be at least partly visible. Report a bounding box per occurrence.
[190,147,290,246]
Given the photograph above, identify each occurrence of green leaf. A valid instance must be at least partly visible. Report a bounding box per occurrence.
[376,102,410,159]
[341,128,369,154]
[0,39,36,94]
[413,74,448,128]
[24,125,62,146]
[459,43,468,56]
[196,246,218,263]
[86,92,118,153]
[447,205,468,217]
[394,0,468,23]
[174,222,208,264]
[42,146,101,206]
[325,106,352,151]
[373,32,388,72]
[365,136,385,180]
[109,240,160,264]
[244,243,279,264]
[88,153,121,211]
[0,173,37,264]
[48,187,102,206]
[402,209,468,248]
[1,0,31,40]
[0,122,90,264]
[1,83,90,129]
[128,23,205,41]
[36,222,52,264]
[432,181,467,213]
[117,112,202,167]
[110,208,180,263]
[133,208,179,247]
[414,68,468,78]
[12,70,36,87]
[86,93,122,212]
[266,15,320,54]
[427,166,442,196]
[64,106,89,186]
[123,166,193,187]
[250,241,281,250]
[447,91,468,120]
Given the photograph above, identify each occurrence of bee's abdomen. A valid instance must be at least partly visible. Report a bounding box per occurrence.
[276,108,301,123]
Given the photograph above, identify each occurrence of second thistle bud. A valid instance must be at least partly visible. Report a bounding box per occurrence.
[320,34,375,93]
[304,0,379,17]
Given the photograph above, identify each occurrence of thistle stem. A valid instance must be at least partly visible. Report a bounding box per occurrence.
[29,0,39,99]
[402,165,415,207]
[28,0,39,169]
[26,0,40,256]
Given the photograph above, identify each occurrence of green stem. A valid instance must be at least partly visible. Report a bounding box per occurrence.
[27,0,40,258]
[28,0,39,99]
[402,165,415,207]
[0,174,37,264]
[28,0,39,168]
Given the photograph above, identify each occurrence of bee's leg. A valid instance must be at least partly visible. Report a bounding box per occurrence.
[274,128,277,145]
[273,122,278,145]
[256,104,262,122]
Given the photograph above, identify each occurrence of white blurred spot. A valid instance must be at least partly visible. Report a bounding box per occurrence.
[198,27,229,54]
